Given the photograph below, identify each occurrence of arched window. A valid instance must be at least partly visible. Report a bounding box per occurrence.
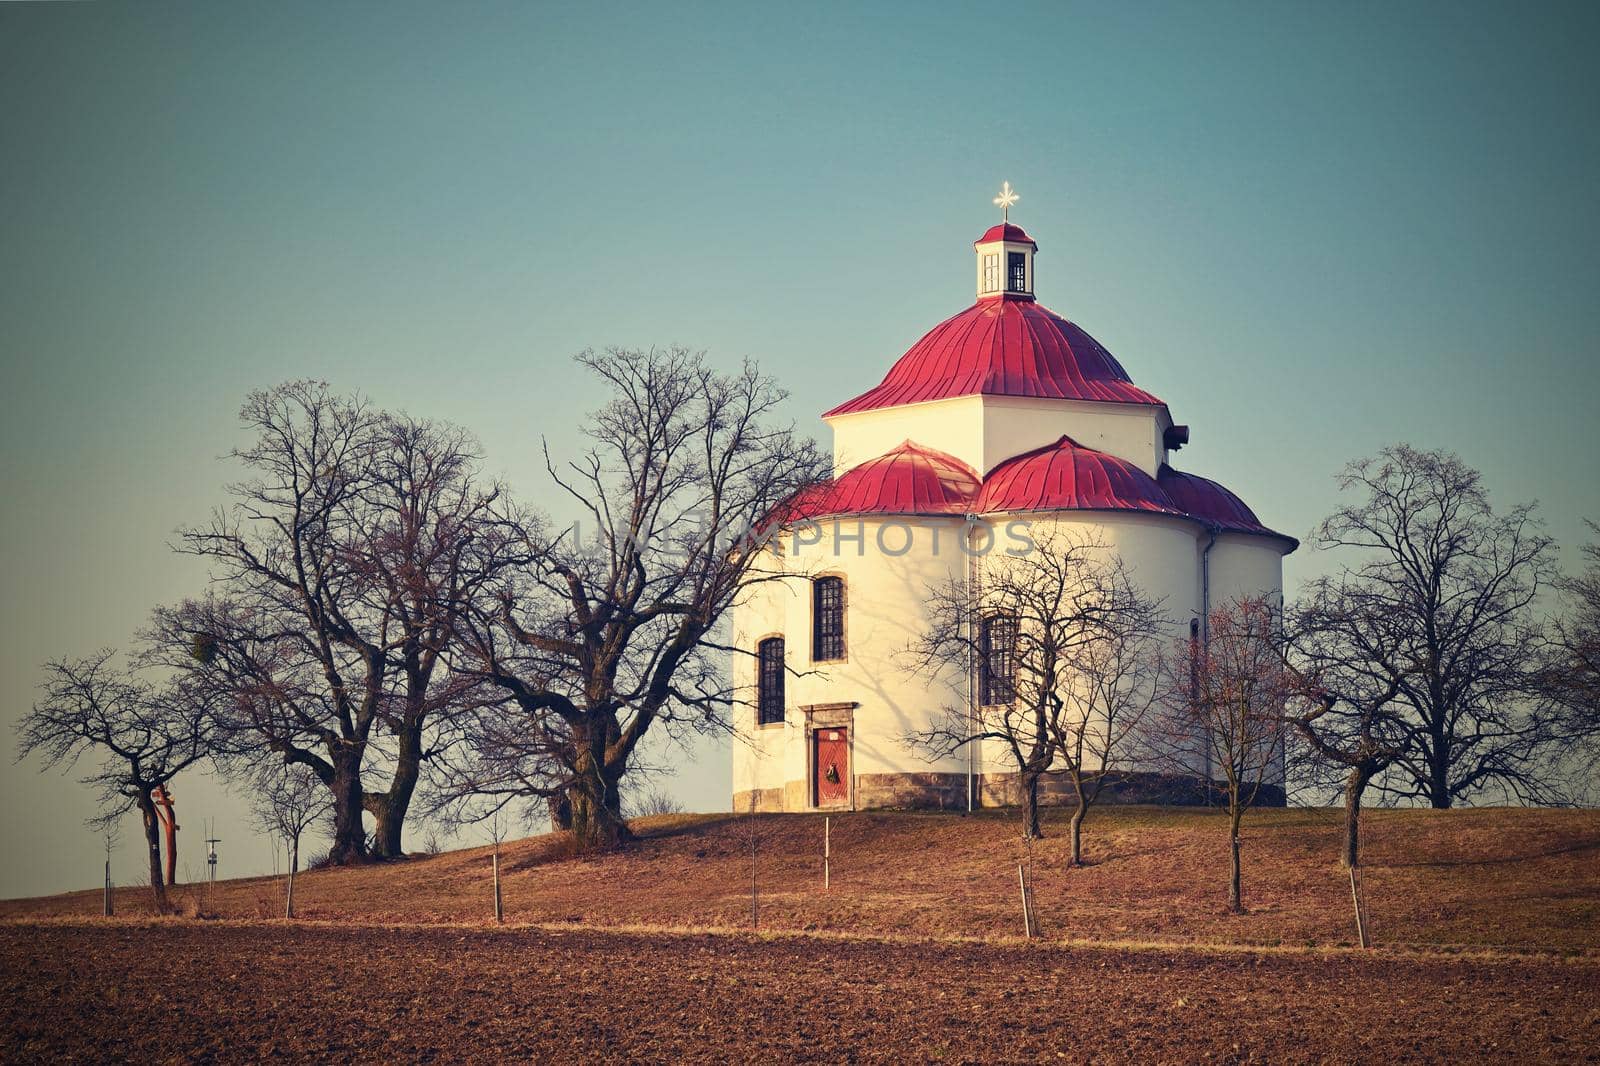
[979,613,1017,705]
[757,637,785,725]
[812,576,846,661]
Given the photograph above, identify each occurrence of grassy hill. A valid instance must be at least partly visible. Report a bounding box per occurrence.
[5,805,1598,954]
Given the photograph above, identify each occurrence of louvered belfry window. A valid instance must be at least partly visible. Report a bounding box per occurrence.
[813,576,846,661]
[980,614,1018,705]
[757,637,785,725]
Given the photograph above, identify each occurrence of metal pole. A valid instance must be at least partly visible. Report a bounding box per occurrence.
[966,527,979,813]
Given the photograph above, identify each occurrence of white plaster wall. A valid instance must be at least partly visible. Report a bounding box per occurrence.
[826,394,1170,481]
[971,512,1203,778]
[982,396,1169,477]
[825,396,986,476]
[1206,534,1287,614]
[731,517,974,801]
[732,515,1292,802]
[729,567,796,801]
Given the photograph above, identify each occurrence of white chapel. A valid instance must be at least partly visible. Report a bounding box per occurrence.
[732,189,1296,813]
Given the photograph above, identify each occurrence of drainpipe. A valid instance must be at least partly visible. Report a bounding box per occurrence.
[1199,523,1220,802]
[964,515,981,813]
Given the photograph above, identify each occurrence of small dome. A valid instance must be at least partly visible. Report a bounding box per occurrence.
[824,299,1166,417]
[1158,465,1296,544]
[976,436,1182,516]
[976,222,1037,248]
[781,441,979,522]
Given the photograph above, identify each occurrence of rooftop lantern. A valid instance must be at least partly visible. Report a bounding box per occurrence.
[974,181,1036,300]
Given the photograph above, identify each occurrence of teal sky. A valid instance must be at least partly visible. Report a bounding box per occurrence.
[3,2,1597,898]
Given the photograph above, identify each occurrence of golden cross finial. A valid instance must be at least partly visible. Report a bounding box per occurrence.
[993,181,1019,223]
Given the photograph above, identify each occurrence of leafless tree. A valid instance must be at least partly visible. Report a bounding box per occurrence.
[1050,584,1165,866]
[625,782,687,820]
[1545,521,1600,741]
[1284,580,1414,867]
[17,653,211,914]
[446,348,826,850]
[1311,445,1559,807]
[1154,597,1291,913]
[906,528,1162,843]
[249,763,330,918]
[150,382,513,863]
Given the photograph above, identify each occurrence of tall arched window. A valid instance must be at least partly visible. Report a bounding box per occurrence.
[979,613,1017,705]
[812,576,846,661]
[757,637,785,725]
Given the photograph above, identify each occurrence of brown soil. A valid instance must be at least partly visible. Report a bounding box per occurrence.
[3,921,1597,1064]
[5,806,1596,953]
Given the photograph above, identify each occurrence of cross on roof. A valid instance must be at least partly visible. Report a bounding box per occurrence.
[993,181,1019,222]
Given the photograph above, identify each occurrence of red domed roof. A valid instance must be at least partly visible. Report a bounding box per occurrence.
[976,223,1037,247]
[781,441,979,522]
[1157,465,1296,544]
[975,436,1182,516]
[823,299,1166,417]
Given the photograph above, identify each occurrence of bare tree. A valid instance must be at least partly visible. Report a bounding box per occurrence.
[1312,446,1558,807]
[1155,598,1290,914]
[450,348,826,850]
[1051,585,1165,866]
[249,763,330,918]
[17,653,211,914]
[625,783,687,820]
[1285,579,1413,867]
[152,383,511,863]
[1546,521,1600,740]
[907,528,1161,843]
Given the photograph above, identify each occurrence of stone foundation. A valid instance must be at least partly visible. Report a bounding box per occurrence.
[855,772,968,810]
[731,786,786,813]
[735,771,1285,813]
[980,771,1286,809]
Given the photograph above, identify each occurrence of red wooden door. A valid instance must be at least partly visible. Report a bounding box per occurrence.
[815,729,849,807]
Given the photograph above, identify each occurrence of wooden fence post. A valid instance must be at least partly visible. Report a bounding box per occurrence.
[493,846,504,924]
[1349,865,1371,948]
[1018,863,1038,939]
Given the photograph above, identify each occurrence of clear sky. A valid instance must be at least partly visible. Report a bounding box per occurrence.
[3,1,1597,899]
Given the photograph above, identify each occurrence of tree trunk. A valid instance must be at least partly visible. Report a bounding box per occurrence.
[1069,795,1087,867]
[367,726,423,859]
[327,747,369,864]
[567,751,630,851]
[1427,722,1452,809]
[136,791,169,915]
[547,793,573,832]
[1021,772,1043,840]
[1342,765,1375,868]
[1228,803,1244,914]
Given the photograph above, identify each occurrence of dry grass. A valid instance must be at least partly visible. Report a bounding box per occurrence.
[4,805,1597,953]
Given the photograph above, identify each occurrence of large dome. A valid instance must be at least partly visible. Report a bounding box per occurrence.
[823,297,1166,417]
